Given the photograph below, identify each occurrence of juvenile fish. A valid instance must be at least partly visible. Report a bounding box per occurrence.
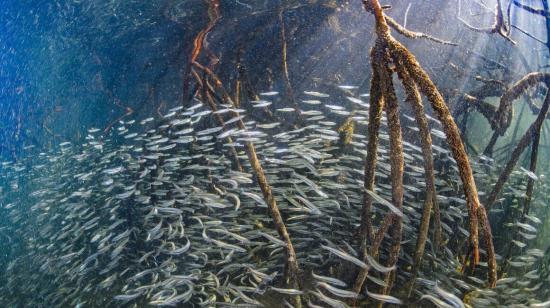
[366,254,395,273]
[312,272,347,287]
[260,91,279,96]
[364,188,403,217]
[310,290,350,308]
[434,285,465,308]
[304,91,330,98]
[211,239,247,253]
[269,287,304,295]
[420,294,454,308]
[366,290,402,305]
[317,282,358,298]
[321,245,367,269]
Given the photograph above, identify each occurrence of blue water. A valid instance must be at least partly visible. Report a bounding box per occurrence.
[1,1,549,307]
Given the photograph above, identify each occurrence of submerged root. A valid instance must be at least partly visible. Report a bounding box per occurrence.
[278,7,300,119]
[208,77,302,305]
[484,73,550,155]
[187,27,302,305]
[354,0,497,295]
[457,0,516,44]
[495,73,550,131]
[389,38,484,269]
[357,43,385,261]
[201,77,245,172]
[500,123,541,276]
[353,41,386,299]
[183,0,221,100]
[486,89,550,209]
[378,51,405,298]
[384,14,457,46]
[395,60,441,295]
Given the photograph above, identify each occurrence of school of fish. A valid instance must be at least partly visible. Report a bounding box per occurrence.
[0,90,548,307]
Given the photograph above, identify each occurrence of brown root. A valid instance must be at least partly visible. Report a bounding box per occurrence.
[486,89,550,208]
[493,73,550,135]
[354,42,385,296]
[201,77,245,172]
[183,0,221,99]
[395,60,441,295]
[389,38,484,268]
[354,0,497,294]
[357,42,385,247]
[384,14,457,46]
[378,52,405,298]
[457,0,516,44]
[477,73,550,156]
[190,42,302,307]
[278,7,300,119]
[499,121,541,276]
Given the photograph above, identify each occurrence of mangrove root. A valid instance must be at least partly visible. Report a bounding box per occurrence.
[354,1,497,299]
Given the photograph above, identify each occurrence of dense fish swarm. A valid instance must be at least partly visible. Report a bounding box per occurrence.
[0,92,548,307]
